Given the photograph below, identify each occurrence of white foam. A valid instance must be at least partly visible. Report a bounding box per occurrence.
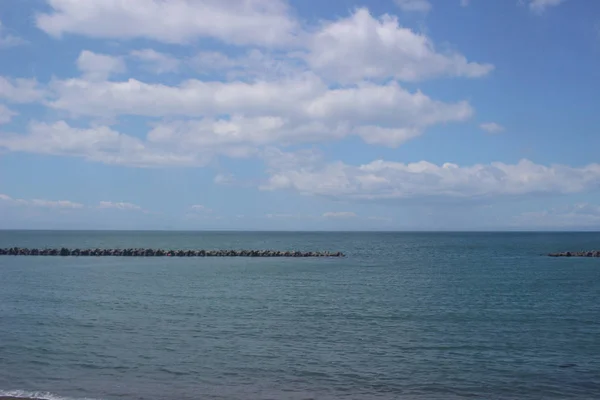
[0,390,99,400]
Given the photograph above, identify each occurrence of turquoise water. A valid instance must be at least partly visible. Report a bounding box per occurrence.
[0,231,599,400]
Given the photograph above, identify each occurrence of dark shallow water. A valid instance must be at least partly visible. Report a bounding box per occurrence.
[1,231,599,400]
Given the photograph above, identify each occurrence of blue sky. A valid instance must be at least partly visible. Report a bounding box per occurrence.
[1,0,600,230]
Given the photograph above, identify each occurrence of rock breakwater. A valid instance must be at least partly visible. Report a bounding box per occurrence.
[0,247,345,258]
[548,251,600,257]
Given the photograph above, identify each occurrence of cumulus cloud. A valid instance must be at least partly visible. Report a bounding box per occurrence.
[480,122,504,133]
[261,154,600,202]
[527,0,567,14]
[36,3,491,84]
[191,49,304,81]
[0,193,84,209]
[2,4,492,173]
[77,50,126,80]
[4,1,556,213]
[394,0,432,13]
[0,77,46,103]
[352,126,422,147]
[304,8,493,83]
[36,0,299,47]
[49,76,473,123]
[130,49,180,74]
[0,121,199,167]
[98,201,142,210]
[0,104,17,124]
[46,77,472,149]
[47,75,323,118]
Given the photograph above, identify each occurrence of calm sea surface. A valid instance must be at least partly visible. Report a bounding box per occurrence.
[0,231,599,400]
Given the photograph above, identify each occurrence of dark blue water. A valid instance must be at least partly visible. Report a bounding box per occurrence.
[1,231,599,400]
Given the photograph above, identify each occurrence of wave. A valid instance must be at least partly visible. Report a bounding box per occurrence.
[0,390,99,400]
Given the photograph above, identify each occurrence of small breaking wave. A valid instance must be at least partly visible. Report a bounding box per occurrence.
[0,390,99,400]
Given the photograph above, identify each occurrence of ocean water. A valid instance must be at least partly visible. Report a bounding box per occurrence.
[0,231,599,400]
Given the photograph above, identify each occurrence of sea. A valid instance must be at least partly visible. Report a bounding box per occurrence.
[0,230,599,400]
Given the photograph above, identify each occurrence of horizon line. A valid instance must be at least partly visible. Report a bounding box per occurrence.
[1,229,600,233]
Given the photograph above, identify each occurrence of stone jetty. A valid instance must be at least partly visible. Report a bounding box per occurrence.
[0,247,345,258]
[0,398,45,400]
[548,250,600,257]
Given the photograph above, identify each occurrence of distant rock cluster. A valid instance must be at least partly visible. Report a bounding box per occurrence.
[548,251,600,257]
[0,247,345,258]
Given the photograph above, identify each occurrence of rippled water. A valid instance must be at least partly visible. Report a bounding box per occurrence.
[1,231,599,400]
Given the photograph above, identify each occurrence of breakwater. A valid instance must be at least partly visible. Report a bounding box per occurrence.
[548,251,600,257]
[0,247,345,257]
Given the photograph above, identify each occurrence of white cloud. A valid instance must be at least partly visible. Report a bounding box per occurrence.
[36,0,299,47]
[0,19,27,48]
[21,4,489,165]
[47,77,472,149]
[0,193,84,209]
[214,173,237,185]
[191,49,304,81]
[262,155,600,201]
[262,147,324,170]
[148,117,327,155]
[480,122,504,133]
[305,82,473,129]
[147,116,288,149]
[130,49,180,74]
[0,104,17,124]
[528,0,567,14]
[36,3,491,84]
[353,126,422,148]
[47,75,323,118]
[0,77,46,103]
[98,201,142,210]
[77,50,126,80]
[0,117,333,168]
[191,51,238,72]
[394,0,432,13]
[304,8,493,83]
[0,121,199,167]
[460,0,470,6]
[323,211,357,218]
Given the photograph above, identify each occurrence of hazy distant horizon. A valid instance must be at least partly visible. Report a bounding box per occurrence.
[2,228,600,233]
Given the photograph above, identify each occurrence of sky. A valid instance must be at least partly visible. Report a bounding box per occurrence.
[1,0,600,231]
